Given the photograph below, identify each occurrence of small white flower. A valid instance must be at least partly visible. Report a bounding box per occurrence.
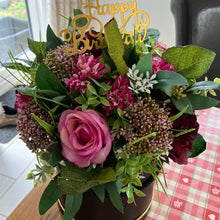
[127,66,158,94]
[127,64,142,81]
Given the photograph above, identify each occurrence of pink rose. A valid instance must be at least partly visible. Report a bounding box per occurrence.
[58,109,112,167]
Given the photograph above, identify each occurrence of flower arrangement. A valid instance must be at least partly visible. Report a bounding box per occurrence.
[1,8,220,220]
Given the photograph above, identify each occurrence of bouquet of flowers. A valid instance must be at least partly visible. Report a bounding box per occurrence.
[1,9,220,220]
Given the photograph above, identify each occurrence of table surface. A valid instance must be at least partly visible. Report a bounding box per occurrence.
[7,107,220,220]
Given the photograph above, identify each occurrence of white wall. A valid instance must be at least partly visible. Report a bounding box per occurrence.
[140,0,175,46]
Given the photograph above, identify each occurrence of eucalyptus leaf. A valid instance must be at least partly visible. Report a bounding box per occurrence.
[92,185,105,203]
[39,176,61,215]
[63,194,83,220]
[41,143,63,166]
[105,182,124,213]
[154,71,188,89]
[171,96,194,114]
[58,162,116,195]
[187,93,219,110]
[187,134,206,158]
[162,45,216,80]
[136,53,152,75]
[73,9,88,28]
[185,81,220,93]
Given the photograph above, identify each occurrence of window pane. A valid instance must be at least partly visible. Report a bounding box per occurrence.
[0,0,30,63]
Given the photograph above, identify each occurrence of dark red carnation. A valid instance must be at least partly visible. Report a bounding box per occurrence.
[77,30,104,57]
[169,105,199,164]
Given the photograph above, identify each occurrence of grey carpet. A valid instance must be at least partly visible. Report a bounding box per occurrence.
[0,89,19,143]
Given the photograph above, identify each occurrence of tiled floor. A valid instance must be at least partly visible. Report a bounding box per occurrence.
[0,135,36,219]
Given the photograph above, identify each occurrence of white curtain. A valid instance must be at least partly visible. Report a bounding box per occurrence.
[27,0,83,41]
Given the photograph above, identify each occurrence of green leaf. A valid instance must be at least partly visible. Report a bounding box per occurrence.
[185,81,220,93]
[116,160,125,176]
[87,97,99,105]
[39,176,61,215]
[92,185,105,203]
[99,97,110,106]
[73,9,88,28]
[46,25,64,51]
[87,84,98,95]
[187,93,219,110]
[75,95,87,105]
[63,194,83,220]
[169,105,189,121]
[35,63,67,95]
[91,168,116,183]
[157,85,174,97]
[117,108,124,118]
[1,62,32,73]
[53,95,69,104]
[41,143,63,166]
[174,128,196,137]
[131,178,142,187]
[136,53,152,75]
[82,104,88,112]
[171,96,194,114]
[120,176,129,186]
[187,134,206,158]
[37,90,61,98]
[127,132,157,148]
[113,118,122,129]
[31,113,54,135]
[58,162,115,195]
[126,184,134,204]
[105,182,124,213]
[133,187,146,197]
[154,71,188,89]
[104,18,129,76]
[162,45,216,80]
[145,28,160,42]
[27,38,47,63]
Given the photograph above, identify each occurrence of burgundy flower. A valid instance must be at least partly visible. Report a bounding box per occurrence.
[102,75,135,115]
[15,92,31,112]
[66,54,109,93]
[152,58,175,75]
[169,105,199,164]
[77,30,104,57]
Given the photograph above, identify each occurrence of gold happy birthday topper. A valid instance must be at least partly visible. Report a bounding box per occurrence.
[59,0,150,56]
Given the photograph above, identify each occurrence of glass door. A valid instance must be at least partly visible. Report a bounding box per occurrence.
[0,0,30,63]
